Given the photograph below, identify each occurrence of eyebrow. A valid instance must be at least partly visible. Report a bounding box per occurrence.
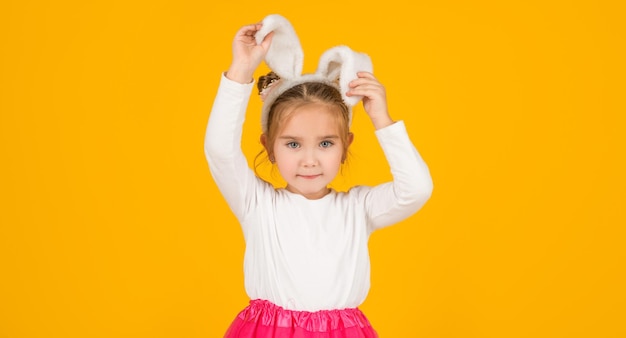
[278,135,340,140]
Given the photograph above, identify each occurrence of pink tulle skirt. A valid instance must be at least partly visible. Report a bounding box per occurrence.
[224,299,378,338]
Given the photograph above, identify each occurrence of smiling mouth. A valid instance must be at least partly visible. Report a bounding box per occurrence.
[298,174,321,179]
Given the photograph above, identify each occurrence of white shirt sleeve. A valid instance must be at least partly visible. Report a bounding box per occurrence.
[362,121,434,233]
[204,73,261,225]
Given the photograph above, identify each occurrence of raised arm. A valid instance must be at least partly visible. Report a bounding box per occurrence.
[347,72,433,232]
[204,23,273,220]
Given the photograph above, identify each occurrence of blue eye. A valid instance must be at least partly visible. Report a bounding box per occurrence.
[286,141,300,148]
[320,140,334,148]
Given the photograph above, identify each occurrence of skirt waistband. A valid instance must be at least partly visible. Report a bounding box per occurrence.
[224,299,378,337]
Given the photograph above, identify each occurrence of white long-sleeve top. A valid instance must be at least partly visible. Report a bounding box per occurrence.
[205,74,433,312]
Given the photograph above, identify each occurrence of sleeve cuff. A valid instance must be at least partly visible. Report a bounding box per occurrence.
[374,120,407,139]
[219,72,255,96]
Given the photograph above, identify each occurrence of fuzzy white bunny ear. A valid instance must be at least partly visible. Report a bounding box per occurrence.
[317,45,373,107]
[256,15,374,132]
[255,14,303,80]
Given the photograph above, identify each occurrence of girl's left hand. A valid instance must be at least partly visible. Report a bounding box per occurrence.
[347,72,394,129]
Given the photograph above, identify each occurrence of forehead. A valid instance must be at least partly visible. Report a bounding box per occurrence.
[279,103,342,136]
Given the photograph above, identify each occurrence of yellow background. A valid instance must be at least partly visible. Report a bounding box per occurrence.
[1,1,624,337]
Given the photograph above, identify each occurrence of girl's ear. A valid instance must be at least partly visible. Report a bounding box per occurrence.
[255,14,303,80]
[260,133,274,162]
[316,46,373,107]
[342,132,354,163]
[260,134,269,150]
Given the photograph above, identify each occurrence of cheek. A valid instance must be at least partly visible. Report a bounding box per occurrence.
[273,147,294,168]
[273,145,286,159]
[326,148,344,167]
[272,143,283,159]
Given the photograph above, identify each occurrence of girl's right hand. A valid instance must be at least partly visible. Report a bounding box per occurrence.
[226,23,274,84]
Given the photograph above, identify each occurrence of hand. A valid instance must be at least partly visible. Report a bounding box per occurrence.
[347,72,394,129]
[226,23,274,84]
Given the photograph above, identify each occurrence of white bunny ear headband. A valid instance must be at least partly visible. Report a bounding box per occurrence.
[254,14,373,132]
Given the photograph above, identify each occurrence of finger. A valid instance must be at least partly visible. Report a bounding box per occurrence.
[236,24,259,38]
[237,24,257,34]
[356,71,376,79]
[260,31,274,48]
[349,80,384,92]
[346,87,384,98]
[348,81,385,93]
[349,75,382,86]
[349,82,381,91]
[348,78,374,88]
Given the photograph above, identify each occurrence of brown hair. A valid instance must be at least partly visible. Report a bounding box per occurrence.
[257,71,280,95]
[254,73,352,176]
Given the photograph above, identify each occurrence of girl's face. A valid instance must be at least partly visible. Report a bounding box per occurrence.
[268,103,352,200]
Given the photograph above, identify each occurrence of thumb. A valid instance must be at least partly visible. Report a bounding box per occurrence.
[260,31,274,52]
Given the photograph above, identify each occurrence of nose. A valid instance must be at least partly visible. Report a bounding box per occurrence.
[301,148,318,167]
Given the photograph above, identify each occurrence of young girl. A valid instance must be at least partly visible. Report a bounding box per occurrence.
[205,15,433,337]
